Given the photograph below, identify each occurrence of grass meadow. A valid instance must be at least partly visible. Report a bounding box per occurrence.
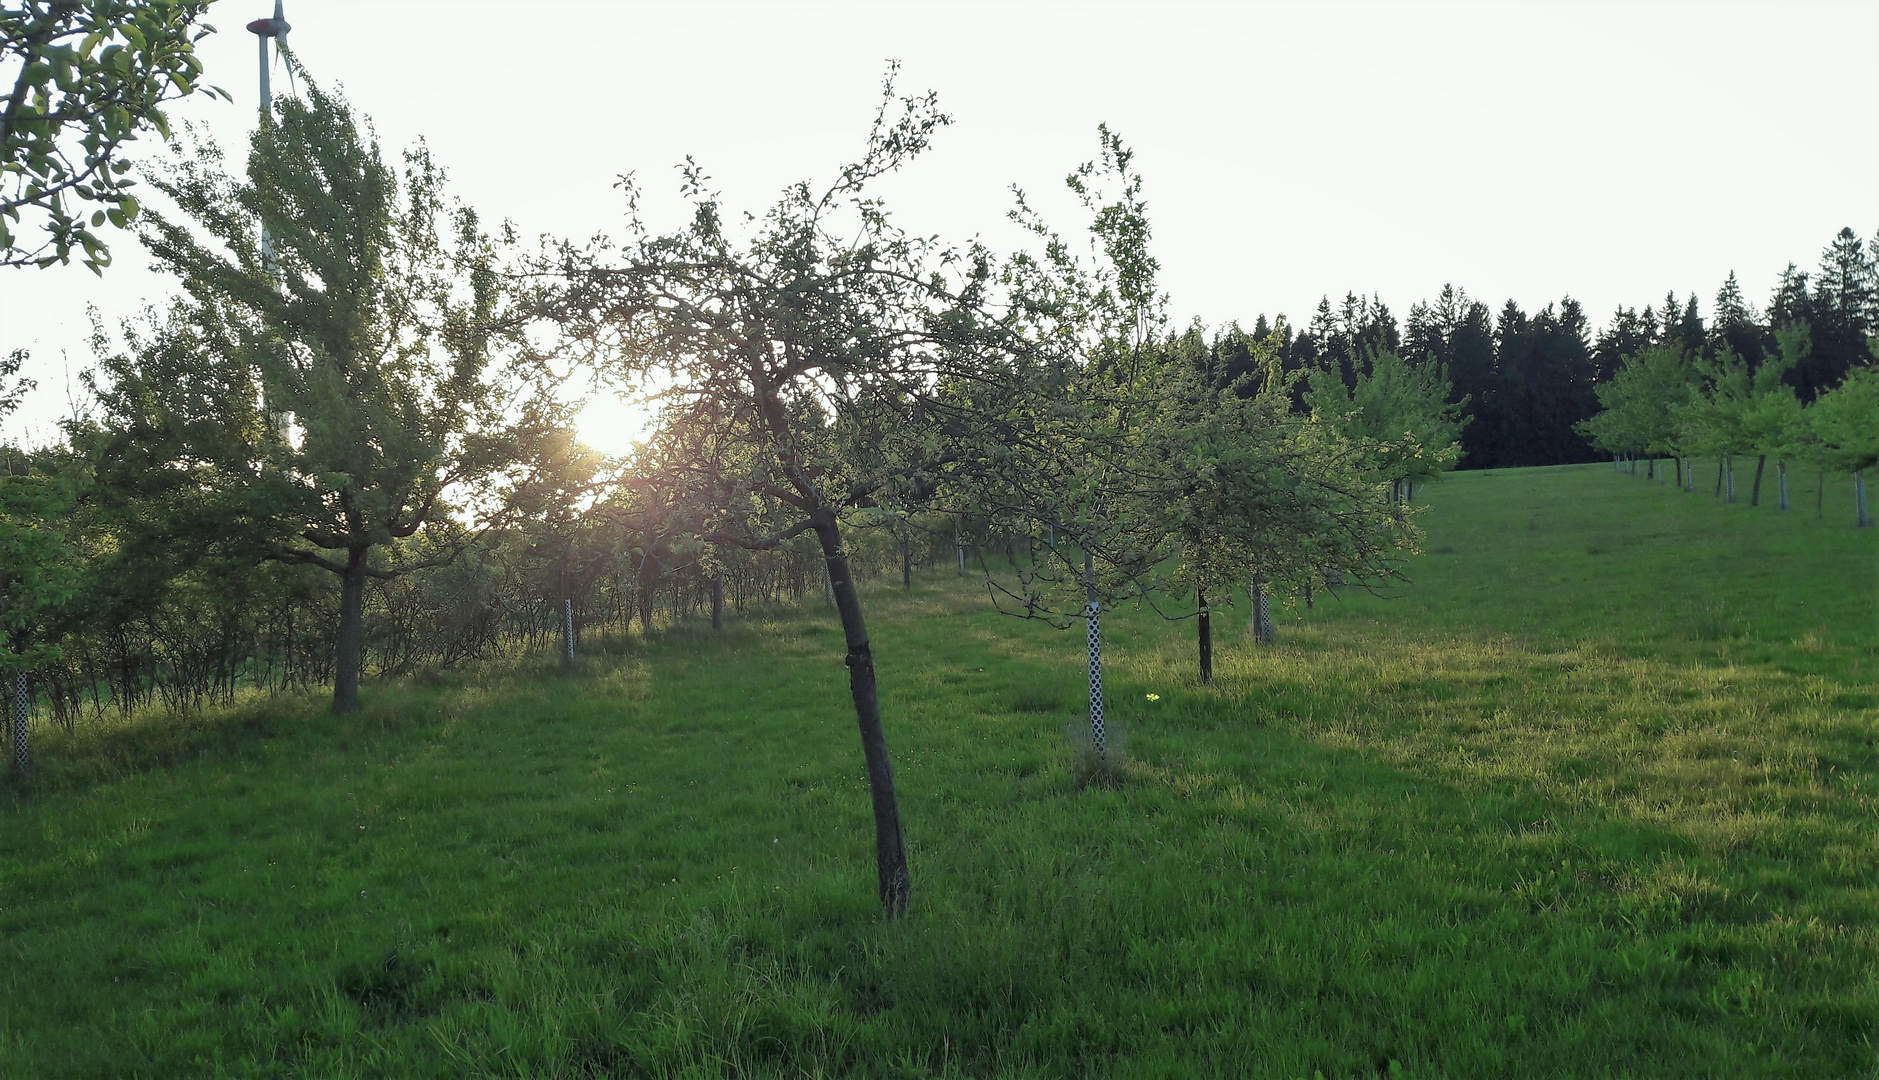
[3,462,1875,1078]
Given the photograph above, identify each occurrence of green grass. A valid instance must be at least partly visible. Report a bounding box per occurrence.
[3,463,1876,1078]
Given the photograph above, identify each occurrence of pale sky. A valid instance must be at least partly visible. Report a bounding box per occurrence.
[4,0,1876,453]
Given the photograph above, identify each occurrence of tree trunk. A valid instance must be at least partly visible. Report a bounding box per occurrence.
[1197,586,1212,685]
[816,514,912,916]
[1084,547,1106,757]
[901,543,912,589]
[1778,462,1788,512]
[1249,578,1274,644]
[10,670,31,778]
[560,566,575,669]
[1750,455,1766,507]
[1859,472,1872,528]
[1726,457,1736,503]
[1716,458,1724,496]
[710,577,724,630]
[563,598,575,667]
[333,548,368,714]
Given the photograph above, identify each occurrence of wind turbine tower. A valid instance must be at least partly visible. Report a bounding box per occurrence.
[246,2,291,270]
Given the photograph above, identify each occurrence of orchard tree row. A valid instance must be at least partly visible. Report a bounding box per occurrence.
[1576,322,1877,525]
[3,64,1464,911]
[3,8,1859,915]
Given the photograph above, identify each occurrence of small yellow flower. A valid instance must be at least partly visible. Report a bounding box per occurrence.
[1145,693,1161,702]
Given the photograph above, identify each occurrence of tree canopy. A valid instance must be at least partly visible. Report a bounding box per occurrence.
[2,0,220,271]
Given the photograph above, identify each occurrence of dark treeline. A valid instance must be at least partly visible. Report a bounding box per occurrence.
[1222,225,1877,470]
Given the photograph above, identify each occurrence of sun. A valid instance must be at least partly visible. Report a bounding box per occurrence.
[571,392,656,459]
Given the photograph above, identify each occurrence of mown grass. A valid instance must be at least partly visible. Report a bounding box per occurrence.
[2,463,1875,1078]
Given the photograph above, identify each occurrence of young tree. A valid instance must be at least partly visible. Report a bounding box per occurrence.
[1806,362,1879,528]
[2,0,220,271]
[1675,334,1800,505]
[1577,343,1698,482]
[1305,343,1467,501]
[0,451,76,776]
[86,78,550,713]
[1739,326,1806,507]
[1152,343,1417,681]
[968,133,1420,697]
[547,74,1024,915]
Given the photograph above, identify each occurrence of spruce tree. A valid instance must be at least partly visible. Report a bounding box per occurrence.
[1806,228,1877,397]
[1712,271,1763,364]
[1768,264,1812,331]
[1595,306,1653,378]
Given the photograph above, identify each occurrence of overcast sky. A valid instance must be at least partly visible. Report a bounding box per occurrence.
[4,0,1876,451]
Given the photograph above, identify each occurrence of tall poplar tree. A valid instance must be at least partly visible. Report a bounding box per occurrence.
[89,77,549,714]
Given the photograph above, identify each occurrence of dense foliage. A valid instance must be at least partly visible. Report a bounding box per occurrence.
[2,0,220,270]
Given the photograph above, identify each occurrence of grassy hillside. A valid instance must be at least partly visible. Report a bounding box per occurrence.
[3,463,1875,1078]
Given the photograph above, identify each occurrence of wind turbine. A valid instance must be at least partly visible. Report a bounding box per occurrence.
[246,2,291,271]
[247,3,294,447]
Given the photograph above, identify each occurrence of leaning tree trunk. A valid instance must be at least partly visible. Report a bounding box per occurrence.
[10,670,31,778]
[1716,458,1724,497]
[1750,455,1767,507]
[1196,586,1212,685]
[816,512,912,915]
[332,548,369,714]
